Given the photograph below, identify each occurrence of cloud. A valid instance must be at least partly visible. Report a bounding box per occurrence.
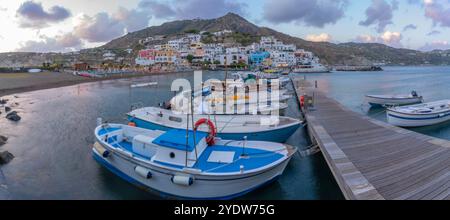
[306,33,333,42]
[138,0,176,18]
[16,33,83,52]
[359,0,398,32]
[427,30,441,35]
[262,0,348,28]
[73,7,151,43]
[419,40,450,51]
[423,0,450,27]
[139,0,247,20]
[16,1,71,29]
[113,7,151,32]
[174,0,247,19]
[73,13,125,43]
[403,24,417,31]
[353,31,403,48]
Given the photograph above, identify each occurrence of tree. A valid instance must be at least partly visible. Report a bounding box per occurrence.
[186,54,194,63]
[185,29,199,34]
[213,60,221,65]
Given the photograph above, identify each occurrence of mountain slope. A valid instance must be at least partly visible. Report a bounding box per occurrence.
[101,13,450,65]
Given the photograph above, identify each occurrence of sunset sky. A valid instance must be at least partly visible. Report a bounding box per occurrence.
[1,0,450,53]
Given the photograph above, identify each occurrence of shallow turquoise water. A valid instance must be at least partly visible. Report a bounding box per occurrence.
[0,71,342,200]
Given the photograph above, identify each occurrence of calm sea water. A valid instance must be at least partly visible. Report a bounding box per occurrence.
[0,71,342,200]
[299,66,450,140]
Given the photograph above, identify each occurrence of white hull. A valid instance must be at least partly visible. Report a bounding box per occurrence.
[387,100,450,127]
[170,88,289,115]
[93,146,291,199]
[127,107,301,142]
[366,95,423,107]
[92,124,296,199]
[292,65,329,73]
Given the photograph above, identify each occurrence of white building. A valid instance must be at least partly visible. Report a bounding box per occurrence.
[218,53,248,65]
[271,51,296,67]
[185,34,201,43]
[135,58,155,66]
[103,51,116,61]
[213,29,233,37]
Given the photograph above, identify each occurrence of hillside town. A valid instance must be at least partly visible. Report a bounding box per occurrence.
[133,31,322,71]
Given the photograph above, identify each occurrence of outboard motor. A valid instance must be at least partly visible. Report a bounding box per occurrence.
[411,91,418,97]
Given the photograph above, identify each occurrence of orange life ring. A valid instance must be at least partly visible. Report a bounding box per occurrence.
[194,118,216,146]
[128,122,136,127]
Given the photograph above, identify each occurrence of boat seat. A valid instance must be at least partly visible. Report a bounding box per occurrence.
[132,135,157,159]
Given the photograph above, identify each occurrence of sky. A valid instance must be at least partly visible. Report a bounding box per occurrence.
[1,0,450,53]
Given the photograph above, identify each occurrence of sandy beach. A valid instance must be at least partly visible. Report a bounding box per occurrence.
[0,71,178,97]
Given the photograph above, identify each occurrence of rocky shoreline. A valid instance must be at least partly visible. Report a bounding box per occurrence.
[0,99,18,165]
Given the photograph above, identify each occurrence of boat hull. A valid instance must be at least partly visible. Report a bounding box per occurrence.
[387,110,450,127]
[92,144,292,199]
[128,116,300,142]
[366,96,423,107]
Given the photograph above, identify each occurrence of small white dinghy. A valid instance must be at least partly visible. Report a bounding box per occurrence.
[366,91,423,107]
[387,100,450,127]
[92,123,297,199]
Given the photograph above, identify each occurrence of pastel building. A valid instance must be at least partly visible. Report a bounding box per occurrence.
[135,49,156,66]
[249,51,270,65]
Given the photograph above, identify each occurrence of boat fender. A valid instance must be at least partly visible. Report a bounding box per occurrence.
[171,175,194,186]
[128,122,136,127]
[94,142,110,158]
[300,96,305,107]
[135,166,152,179]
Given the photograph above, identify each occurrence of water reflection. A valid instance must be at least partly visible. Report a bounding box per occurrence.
[0,71,342,200]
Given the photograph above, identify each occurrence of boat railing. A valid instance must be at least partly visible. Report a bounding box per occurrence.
[130,102,144,111]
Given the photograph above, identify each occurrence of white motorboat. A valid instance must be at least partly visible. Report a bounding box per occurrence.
[387,100,450,127]
[127,107,302,142]
[366,91,423,107]
[170,87,289,115]
[292,63,330,74]
[93,123,297,199]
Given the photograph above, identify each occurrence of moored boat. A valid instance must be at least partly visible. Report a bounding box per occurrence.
[127,107,302,142]
[387,100,450,127]
[292,63,330,74]
[92,123,297,199]
[366,91,423,107]
[169,87,290,115]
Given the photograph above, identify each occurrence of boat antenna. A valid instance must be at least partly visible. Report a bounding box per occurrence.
[185,97,190,167]
[224,57,228,113]
[191,90,198,161]
[241,136,248,157]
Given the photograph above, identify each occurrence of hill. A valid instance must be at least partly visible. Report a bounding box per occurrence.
[100,13,450,66]
[2,13,450,67]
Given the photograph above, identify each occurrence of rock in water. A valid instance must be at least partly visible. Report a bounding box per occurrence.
[0,151,14,164]
[0,136,7,146]
[0,99,7,105]
[6,111,21,122]
[5,107,11,112]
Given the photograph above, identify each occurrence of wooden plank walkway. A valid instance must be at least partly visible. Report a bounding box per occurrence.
[291,78,450,200]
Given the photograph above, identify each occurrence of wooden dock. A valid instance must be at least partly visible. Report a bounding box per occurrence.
[291,78,449,200]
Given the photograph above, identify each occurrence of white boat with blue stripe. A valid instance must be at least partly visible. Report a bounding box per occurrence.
[127,107,302,142]
[387,100,450,127]
[93,123,297,199]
